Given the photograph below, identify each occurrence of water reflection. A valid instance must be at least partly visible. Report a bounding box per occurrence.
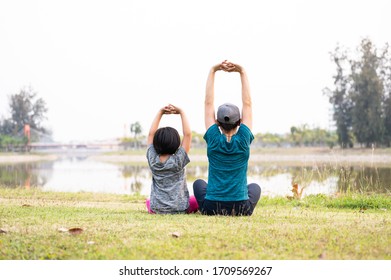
[337,166,391,194]
[0,157,390,196]
[41,157,151,195]
[0,161,53,189]
[120,165,150,194]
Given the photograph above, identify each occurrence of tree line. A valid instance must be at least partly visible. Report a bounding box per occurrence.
[120,125,338,149]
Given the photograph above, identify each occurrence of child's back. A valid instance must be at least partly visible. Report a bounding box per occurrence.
[145,104,198,214]
[147,144,190,213]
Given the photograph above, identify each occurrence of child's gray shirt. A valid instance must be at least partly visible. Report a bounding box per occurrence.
[146,145,190,214]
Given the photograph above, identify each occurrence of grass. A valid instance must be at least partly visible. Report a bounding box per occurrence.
[1,188,390,260]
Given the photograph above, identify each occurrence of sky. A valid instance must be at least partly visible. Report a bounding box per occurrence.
[1,0,391,143]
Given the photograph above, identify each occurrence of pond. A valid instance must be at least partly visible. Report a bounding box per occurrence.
[1,153,390,197]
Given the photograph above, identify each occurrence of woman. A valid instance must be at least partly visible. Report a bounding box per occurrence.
[193,61,261,216]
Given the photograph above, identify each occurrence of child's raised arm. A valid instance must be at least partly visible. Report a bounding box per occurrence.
[147,106,169,145]
[167,104,191,153]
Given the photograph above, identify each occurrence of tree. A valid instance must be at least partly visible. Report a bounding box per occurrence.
[324,46,354,148]
[130,121,143,149]
[4,87,48,135]
[350,39,385,147]
[0,118,14,135]
[326,39,391,148]
[384,95,391,147]
[380,43,391,147]
[130,122,142,138]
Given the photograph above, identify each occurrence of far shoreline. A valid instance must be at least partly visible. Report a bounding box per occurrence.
[1,147,391,165]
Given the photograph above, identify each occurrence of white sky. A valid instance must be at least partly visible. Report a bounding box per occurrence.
[1,0,391,142]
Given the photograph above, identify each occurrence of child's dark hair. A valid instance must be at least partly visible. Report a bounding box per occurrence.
[217,120,241,132]
[153,127,181,154]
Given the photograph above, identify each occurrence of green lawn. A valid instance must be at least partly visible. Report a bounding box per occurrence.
[1,189,390,260]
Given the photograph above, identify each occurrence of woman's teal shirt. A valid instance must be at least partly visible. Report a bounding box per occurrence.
[204,123,254,201]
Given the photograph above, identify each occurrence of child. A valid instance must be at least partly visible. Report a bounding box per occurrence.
[145,104,198,214]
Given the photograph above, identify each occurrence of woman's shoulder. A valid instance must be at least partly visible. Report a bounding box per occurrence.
[236,124,254,144]
[204,124,221,140]
[238,124,253,135]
